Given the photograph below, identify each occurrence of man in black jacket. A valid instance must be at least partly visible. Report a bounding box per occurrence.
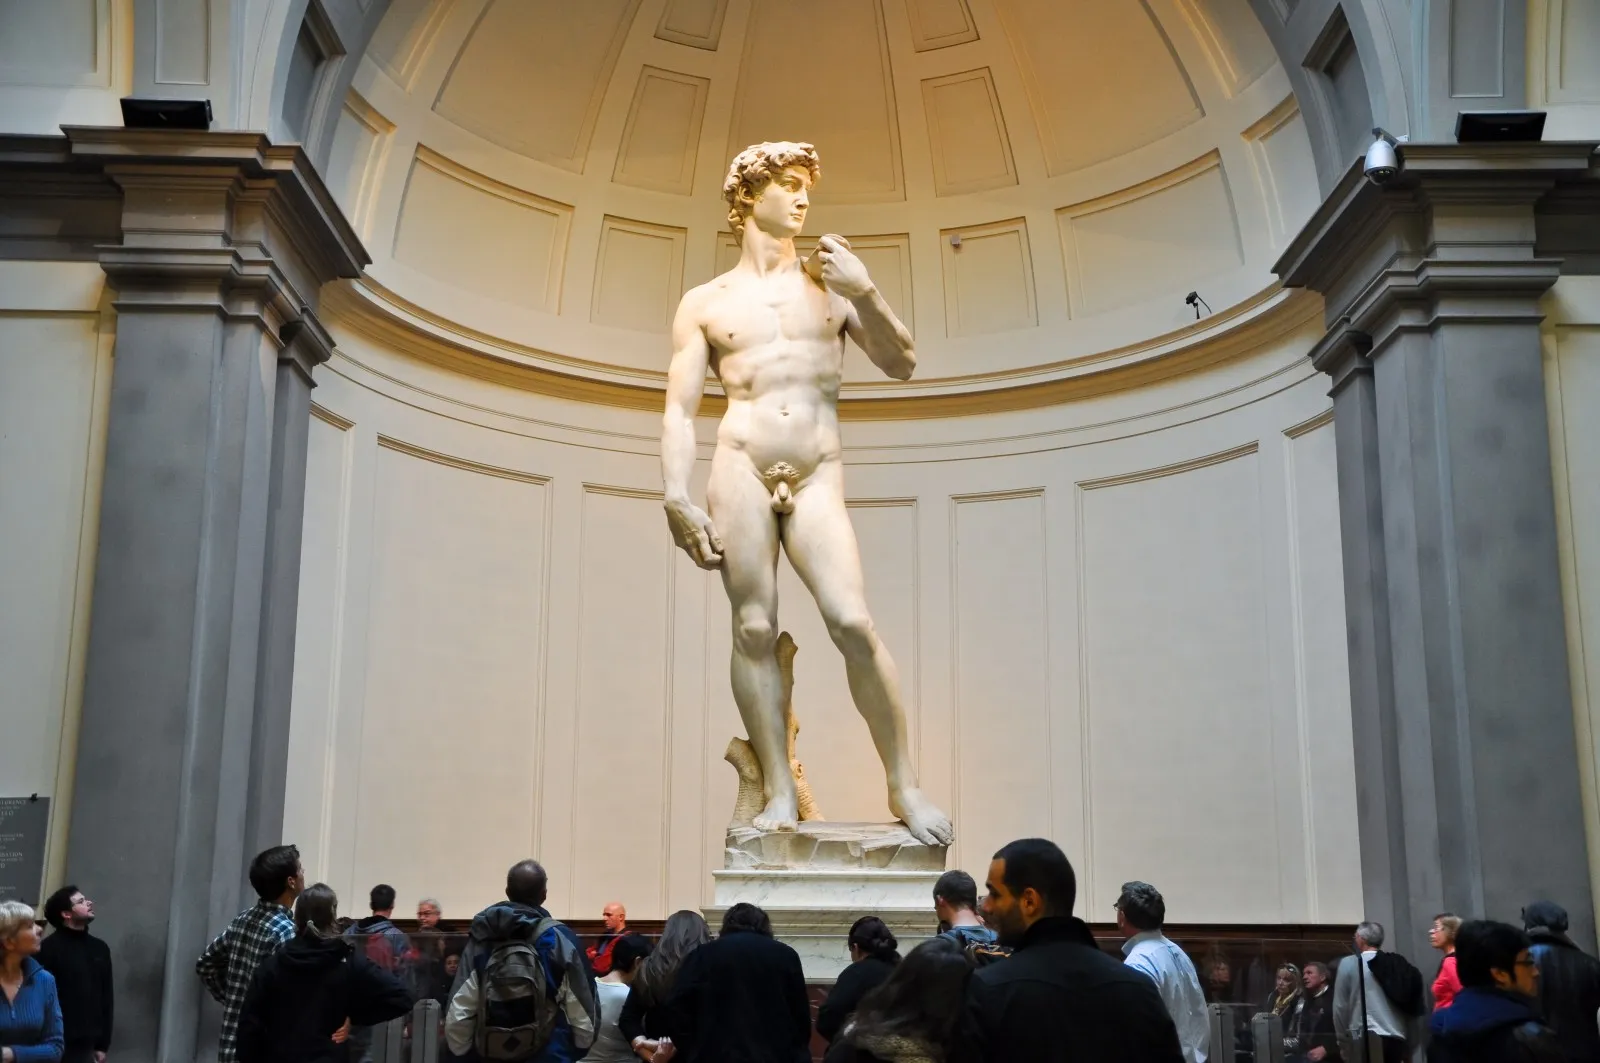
[38,885,113,1063]
[666,903,811,1063]
[1429,920,1564,1063]
[962,838,1184,1062]
[1523,901,1600,1063]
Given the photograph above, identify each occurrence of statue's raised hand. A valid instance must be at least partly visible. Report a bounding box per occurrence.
[665,498,723,569]
[814,234,874,299]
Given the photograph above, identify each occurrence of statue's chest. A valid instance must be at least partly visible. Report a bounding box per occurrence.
[709,280,842,349]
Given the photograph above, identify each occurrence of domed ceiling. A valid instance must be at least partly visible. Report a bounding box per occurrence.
[323,0,1322,407]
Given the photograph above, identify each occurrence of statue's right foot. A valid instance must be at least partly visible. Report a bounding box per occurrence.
[753,793,799,833]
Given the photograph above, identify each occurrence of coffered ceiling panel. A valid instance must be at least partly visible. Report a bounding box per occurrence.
[434,0,640,171]
[339,0,1315,395]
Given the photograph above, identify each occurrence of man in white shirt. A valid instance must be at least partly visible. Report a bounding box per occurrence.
[1116,881,1210,1063]
[1332,921,1410,1063]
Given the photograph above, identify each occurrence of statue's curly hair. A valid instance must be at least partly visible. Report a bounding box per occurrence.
[723,141,821,237]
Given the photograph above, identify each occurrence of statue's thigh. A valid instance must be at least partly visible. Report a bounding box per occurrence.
[708,456,780,610]
[782,482,869,617]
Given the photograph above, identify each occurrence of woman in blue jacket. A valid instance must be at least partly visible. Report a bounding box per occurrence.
[0,900,64,1063]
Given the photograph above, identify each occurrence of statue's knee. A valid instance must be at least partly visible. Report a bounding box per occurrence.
[734,614,777,656]
[828,613,877,659]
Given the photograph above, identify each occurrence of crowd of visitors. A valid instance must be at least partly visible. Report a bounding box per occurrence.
[4,835,1600,1063]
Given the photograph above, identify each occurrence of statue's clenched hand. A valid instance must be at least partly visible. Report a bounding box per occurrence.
[815,234,874,299]
[665,499,723,569]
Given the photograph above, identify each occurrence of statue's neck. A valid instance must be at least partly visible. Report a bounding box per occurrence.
[738,223,797,277]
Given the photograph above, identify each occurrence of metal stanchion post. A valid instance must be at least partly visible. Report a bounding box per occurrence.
[1252,1011,1285,1063]
[1208,1004,1232,1062]
[411,999,441,1063]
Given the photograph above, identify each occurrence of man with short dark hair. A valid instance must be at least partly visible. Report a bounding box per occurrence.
[196,844,304,1063]
[445,860,598,1062]
[934,870,996,947]
[1522,900,1600,1062]
[665,902,811,1062]
[38,886,112,1063]
[1429,920,1564,1062]
[1332,921,1411,1063]
[1115,881,1209,1062]
[346,884,417,1063]
[963,838,1183,1061]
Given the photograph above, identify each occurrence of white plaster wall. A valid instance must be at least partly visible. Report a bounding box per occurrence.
[285,299,1366,926]
[0,0,132,134]
[1543,276,1600,938]
[0,261,114,897]
[1529,0,1600,140]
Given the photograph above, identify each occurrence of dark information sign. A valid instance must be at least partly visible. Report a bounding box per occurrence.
[0,797,50,904]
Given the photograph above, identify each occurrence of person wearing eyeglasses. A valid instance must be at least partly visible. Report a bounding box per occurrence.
[1428,920,1562,1062]
[0,900,63,1063]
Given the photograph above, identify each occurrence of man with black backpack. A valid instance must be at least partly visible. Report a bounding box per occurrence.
[445,860,599,1062]
[1333,921,1423,1062]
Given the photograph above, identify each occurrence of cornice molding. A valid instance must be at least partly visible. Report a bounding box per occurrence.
[321,277,1323,422]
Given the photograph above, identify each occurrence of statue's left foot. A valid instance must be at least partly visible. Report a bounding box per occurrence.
[890,788,954,845]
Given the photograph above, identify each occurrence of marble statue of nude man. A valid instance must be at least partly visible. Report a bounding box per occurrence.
[661,142,954,845]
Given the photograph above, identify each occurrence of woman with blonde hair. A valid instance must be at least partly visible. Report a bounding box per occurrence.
[0,900,63,1062]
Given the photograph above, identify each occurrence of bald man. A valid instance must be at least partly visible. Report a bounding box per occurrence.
[588,902,628,975]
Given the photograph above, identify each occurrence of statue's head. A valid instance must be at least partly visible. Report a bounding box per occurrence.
[723,141,821,241]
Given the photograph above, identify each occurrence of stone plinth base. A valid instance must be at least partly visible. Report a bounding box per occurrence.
[709,822,946,980]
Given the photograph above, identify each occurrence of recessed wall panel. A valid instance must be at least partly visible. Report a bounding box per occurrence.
[156,0,208,84]
[1245,100,1319,248]
[993,0,1201,174]
[1286,420,1361,920]
[776,500,921,823]
[907,0,979,50]
[435,0,639,170]
[393,149,572,311]
[0,0,98,80]
[656,0,729,49]
[1058,153,1243,318]
[730,0,902,201]
[353,443,548,916]
[953,492,1050,858]
[613,67,709,195]
[571,488,675,913]
[592,217,687,332]
[923,68,1016,196]
[1081,448,1281,921]
[284,411,353,879]
[941,219,1035,336]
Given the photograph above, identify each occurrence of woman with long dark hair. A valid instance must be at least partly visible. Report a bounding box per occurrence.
[235,884,412,1063]
[824,936,973,1063]
[619,910,710,1059]
[817,917,901,1043]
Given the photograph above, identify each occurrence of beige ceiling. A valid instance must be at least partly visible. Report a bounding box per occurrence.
[325,0,1321,399]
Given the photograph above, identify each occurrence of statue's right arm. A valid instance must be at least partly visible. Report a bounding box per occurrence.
[662,289,709,506]
[661,289,723,569]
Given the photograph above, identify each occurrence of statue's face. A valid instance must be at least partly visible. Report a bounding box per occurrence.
[750,164,811,238]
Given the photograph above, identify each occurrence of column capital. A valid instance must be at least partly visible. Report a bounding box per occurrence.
[53,127,368,373]
[1275,141,1597,362]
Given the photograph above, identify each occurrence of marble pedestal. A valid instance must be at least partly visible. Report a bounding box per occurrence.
[706,822,945,981]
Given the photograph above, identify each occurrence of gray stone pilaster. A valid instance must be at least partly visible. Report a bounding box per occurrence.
[1278,143,1600,960]
[58,128,364,1063]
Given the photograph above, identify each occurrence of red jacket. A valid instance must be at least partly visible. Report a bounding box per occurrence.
[587,933,621,975]
[1433,953,1462,1010]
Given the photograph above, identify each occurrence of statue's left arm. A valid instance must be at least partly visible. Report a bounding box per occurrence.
[815,234,915,381]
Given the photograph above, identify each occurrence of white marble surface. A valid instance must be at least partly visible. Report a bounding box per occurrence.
[724,821,946,872]
[712,867,944,909]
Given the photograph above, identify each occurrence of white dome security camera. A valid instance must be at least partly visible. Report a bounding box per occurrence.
[1363,128,1407,184]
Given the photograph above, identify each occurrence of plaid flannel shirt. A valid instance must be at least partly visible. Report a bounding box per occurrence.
[195,900,295,1063]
